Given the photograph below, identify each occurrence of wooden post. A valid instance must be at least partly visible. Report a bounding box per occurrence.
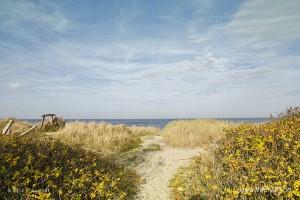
[2,120,14,135]
[41,116,45,127]
[19,125,37,136]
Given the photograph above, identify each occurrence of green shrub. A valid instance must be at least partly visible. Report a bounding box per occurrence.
[0,134,139,199]
[171,107,300,199]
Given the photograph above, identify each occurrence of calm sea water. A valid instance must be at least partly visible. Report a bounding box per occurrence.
[24,118,269,129]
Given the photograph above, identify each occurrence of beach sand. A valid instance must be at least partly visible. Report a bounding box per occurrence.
[136,135,204,200]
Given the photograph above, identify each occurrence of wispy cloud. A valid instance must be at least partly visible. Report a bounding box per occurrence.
[0,0,299,118]
[226,0,300,50]
[0,0,68,34]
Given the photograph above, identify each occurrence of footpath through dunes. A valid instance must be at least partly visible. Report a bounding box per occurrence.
[135,135,204,200]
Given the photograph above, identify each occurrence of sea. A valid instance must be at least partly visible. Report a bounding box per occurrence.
[23,118,269,129]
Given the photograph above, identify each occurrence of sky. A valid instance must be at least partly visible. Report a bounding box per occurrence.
[0,0,299,119]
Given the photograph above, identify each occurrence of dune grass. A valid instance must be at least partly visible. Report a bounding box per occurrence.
[0,119,8,130]
[162,119,233,147]
[1,121,154,199]
[0,118,33,135]
[170,107,300,199]
[50,121,159,155]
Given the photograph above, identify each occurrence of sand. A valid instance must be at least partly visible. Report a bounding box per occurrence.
[135,135,204,200]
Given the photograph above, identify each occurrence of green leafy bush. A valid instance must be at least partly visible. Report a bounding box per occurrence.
[171,107,300,199]
[0,134,139,199]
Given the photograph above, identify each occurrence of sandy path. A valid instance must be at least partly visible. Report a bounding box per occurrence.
[135,135,204,200]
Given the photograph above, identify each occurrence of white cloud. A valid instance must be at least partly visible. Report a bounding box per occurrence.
[0,31,236,99]
[226,0,300,50]
[0,0,69,35]
[188,0,300,55]
[8,82,21,89]
[0,0,299,118]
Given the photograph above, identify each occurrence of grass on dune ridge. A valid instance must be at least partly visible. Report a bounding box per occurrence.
[162,119,234,147]
[0,119,159,199]
[50,121,159,155]
[0,121,159,199]
[170,107,300,199]
[0,118,33,135]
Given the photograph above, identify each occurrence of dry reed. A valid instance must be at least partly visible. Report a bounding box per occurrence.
[162,119,233,147]
[51,121,159,155]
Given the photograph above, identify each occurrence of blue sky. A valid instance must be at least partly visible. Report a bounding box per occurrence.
[0,0,299,118]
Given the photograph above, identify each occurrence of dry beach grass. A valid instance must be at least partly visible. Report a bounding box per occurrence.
[0,118,33,135]
[162,119,233,147]
[51,121,159,155]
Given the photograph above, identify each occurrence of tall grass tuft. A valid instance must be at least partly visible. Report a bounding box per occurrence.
[50,122,159,155]
[162,119,233,147]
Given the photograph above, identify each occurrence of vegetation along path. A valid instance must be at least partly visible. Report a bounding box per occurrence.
[135,135,204,200]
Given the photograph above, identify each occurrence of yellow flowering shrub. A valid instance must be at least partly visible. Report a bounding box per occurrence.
[0,134,139,199]
[171,107,300,199]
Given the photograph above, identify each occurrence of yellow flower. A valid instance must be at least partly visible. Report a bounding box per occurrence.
[177,187,184,192]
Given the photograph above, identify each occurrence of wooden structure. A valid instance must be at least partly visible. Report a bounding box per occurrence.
[19,125,37,136]
[2,120,14,135]
[2,113,63,137]
[41,114,57,127]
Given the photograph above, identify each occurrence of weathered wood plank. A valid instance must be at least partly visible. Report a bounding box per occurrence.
[41,114,56,117]
[19,125,37,136]
[2,120,14,135]
[41,116,45,127]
